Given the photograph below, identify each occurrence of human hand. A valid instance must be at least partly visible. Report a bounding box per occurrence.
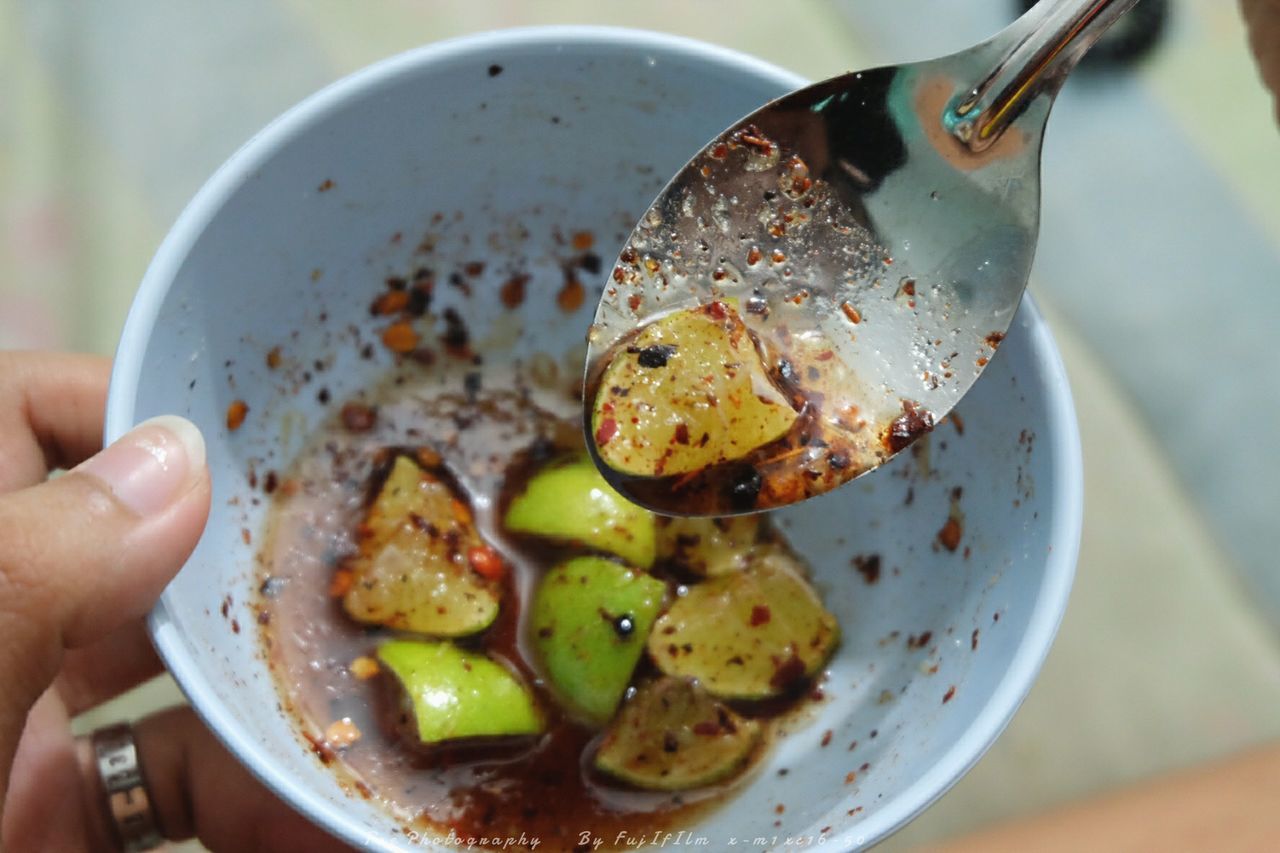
[0,352,345,851]
[1244,0,1280,123]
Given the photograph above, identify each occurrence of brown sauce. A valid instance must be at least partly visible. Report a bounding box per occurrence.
[258,359,827,851]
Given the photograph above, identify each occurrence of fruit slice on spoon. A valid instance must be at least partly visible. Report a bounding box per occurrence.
[590,300,798,482]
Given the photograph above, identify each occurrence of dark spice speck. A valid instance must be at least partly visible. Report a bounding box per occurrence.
[852,554,881,585]
[885,400,935,453]
[340,402,377,432]
[406,285,431,317]
[259,576,287,598]
[464,372,482,401]
[726,465,762,512]
[629,344,677,369]
[441,308,470,354]
[778,359,798,385]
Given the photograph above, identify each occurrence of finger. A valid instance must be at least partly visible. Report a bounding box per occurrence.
[3,689,108,851]
[0,415,209,648]
[0,351,111,492]
[1243,0,1280,123]
[130,707,351,852]
[54,618,165,716]
[0,416,209,804]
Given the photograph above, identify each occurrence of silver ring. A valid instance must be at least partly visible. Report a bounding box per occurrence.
[91,724,164,852]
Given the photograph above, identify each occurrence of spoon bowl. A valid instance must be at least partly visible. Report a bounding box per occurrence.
[585,0,1135,515]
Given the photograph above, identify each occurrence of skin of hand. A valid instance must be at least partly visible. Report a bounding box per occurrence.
[0,352,347,851]
[1243,0,1280,123]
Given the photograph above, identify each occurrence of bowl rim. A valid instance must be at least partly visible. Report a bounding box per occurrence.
[105,24,1082,852]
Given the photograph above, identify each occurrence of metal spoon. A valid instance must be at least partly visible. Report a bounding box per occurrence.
[583,0,1138,516]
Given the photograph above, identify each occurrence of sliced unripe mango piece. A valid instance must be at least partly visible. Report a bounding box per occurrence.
[505,454,655,568]
[343,455,500,636]
[377,640,542,745]
[591,302,797,478]
[594,676,760,791]
[531,556,666,725]
[647,546,838,699]
[655,515,762,576]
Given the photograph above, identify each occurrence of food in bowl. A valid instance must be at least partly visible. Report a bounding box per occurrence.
[107,29,1080,852]
[257,253,841,847]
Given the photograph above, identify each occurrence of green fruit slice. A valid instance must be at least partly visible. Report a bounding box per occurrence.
[531,556,666,725]
[594,676,760,791]
[377,640,543,744]
[655,515,762,577]
[647,547,838,699]
[591,301,798,478]
[343,455,500,636]
[505,454,655,568]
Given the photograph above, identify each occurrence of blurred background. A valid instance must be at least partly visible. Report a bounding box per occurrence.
[2,0,1278,849]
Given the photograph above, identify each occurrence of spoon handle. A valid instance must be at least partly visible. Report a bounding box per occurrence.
[949,0,1141,151]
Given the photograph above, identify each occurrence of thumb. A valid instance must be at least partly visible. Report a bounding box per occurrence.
[0,416,210,788]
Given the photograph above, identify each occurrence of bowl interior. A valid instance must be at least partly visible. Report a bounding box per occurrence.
[107,28,1079,851]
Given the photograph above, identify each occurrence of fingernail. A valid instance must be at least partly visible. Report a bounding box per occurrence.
[78,415,207,516]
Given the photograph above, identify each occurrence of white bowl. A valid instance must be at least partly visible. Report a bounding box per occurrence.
[106,27,1081,851]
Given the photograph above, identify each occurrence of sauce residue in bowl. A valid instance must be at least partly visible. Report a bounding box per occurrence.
[257,347,836,848]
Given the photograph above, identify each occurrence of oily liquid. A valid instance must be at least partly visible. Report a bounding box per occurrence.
[585,123,938,516]
[258,363,819,850]
[585,314,933,516]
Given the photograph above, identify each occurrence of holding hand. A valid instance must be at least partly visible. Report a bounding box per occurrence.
[0,352,342,851]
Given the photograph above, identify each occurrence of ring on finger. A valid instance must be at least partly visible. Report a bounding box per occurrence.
[90,723,164,852]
